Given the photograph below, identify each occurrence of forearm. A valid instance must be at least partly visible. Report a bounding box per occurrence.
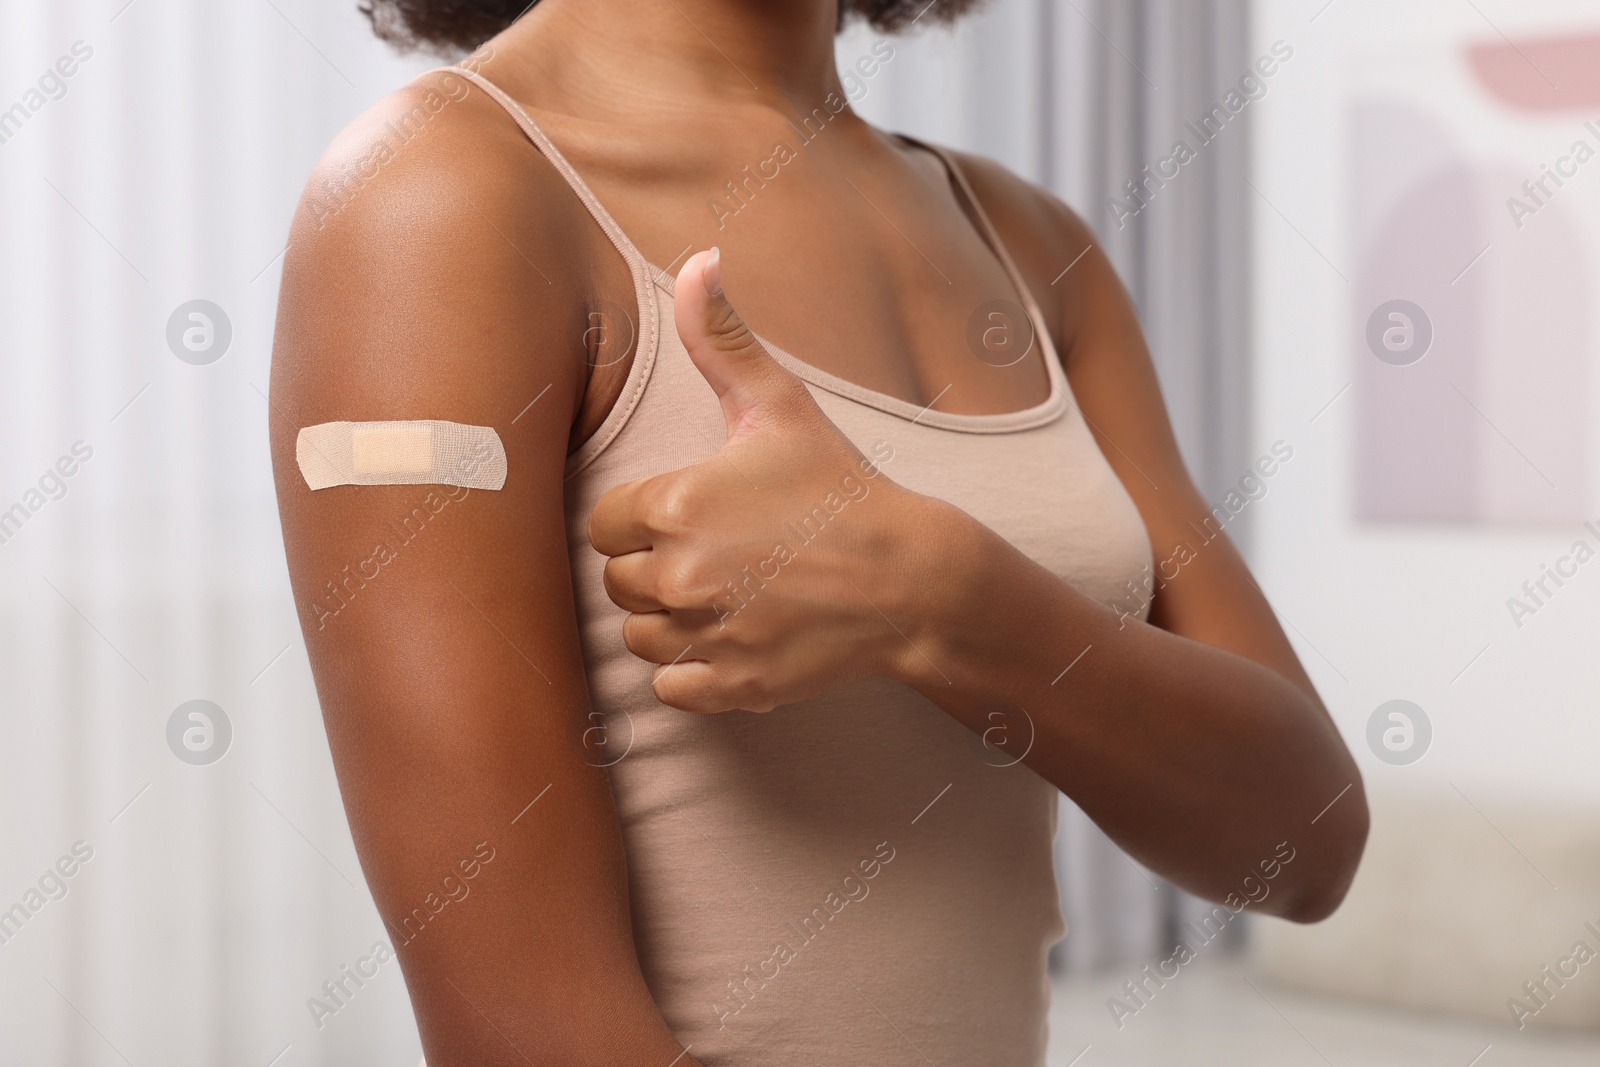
[894,499,1367,921]
[584,246,1365,921]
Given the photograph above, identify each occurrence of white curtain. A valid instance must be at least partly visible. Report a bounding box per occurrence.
[0,1,1249,1062]
[0,2,429,1063]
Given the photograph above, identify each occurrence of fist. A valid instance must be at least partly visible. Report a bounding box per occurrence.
[587,249,923,713]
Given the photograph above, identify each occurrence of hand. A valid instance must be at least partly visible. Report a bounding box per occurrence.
[587,248,937,712]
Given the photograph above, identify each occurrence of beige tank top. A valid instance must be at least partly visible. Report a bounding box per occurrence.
[450,67,1153,1066]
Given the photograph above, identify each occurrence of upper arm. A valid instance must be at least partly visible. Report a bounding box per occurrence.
[951,150,1320,703]
[269,75,685,1064]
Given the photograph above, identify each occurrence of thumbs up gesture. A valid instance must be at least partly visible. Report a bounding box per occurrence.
[588,249,941,713]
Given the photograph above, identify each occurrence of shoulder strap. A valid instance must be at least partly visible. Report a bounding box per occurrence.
[891,133,1064,371]
[430,66,664,476]
[438,65,652,277]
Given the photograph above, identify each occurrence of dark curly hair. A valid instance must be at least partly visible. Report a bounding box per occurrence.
[362,0,981,54]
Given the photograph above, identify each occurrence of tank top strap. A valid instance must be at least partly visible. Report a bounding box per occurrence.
[435,65,665,476]
[891,132,1066,377]
[439,65,654,278]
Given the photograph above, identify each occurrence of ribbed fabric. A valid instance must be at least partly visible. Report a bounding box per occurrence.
[448,67,1153,1066]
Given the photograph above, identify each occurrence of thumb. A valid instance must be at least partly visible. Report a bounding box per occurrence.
[675,248,810,437]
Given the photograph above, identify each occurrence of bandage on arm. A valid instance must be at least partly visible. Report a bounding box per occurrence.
[296,420,508,490]
[268,81,695,1067]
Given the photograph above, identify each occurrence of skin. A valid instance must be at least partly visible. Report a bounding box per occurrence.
[269,0,1368,1062]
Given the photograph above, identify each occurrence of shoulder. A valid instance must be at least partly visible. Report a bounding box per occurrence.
[273,69,603,424]
[285,68,588,286]
[934,146,1128,365]
[942,149,1097,268]
[941,148,1091,254]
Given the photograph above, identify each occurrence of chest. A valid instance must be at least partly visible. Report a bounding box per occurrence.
[543,106,1059,418]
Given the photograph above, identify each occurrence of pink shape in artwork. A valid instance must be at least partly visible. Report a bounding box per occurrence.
[1351,100,1587,524]
[1469,33,1600,112]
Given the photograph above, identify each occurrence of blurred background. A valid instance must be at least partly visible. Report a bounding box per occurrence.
[2,0,1599,1063]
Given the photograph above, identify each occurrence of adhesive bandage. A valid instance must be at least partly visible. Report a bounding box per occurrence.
[297,420,507,490]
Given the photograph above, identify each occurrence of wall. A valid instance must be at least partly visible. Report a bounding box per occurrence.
[1252,0,1600,806]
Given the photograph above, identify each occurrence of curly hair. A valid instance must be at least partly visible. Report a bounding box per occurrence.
[361,0,982,54]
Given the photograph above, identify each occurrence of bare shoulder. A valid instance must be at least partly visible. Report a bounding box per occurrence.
[290,68,589,261]
[941,148,1092,258]
[272,68,598,429]
[939,147,1132,365]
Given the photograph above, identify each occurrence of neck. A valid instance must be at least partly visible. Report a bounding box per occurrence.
[501,0,847,118]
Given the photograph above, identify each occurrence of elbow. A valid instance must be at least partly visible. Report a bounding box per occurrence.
[1277,779,1370,924]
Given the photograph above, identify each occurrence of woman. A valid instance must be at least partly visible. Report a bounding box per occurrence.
[269,1,1369,1063]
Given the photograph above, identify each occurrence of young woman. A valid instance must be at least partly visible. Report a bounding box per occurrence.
[269,1,1368,1063]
